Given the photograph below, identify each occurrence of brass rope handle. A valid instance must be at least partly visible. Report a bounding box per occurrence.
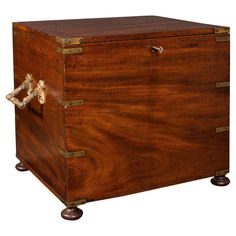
[6,74,46,109]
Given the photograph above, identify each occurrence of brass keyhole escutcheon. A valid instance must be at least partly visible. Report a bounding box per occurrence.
[151,46,164,54]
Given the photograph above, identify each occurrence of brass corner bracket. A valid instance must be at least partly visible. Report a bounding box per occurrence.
[58,148,85,158]
[216,169,229,176]
[56,36,84,55]
[214,27,230,42]
[64,199,88,208]
[214,27,230,34]
[57,98,85,108]
[56,36,84,46]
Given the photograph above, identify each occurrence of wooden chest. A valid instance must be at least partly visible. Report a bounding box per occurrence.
[7,16,230,220]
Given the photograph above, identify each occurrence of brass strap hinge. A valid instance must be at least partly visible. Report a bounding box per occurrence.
[214,27,230,42]
[56,47,83,55]
[216,126,229,133]
[57,98,85,108]
[216,169,229,176]
[216,81,230,88]
[56,36,84,46]
[58,148,85,158]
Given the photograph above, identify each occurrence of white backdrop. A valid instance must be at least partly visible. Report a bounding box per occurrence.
[0,0,235,235]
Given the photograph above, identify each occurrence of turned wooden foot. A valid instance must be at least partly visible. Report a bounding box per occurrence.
[211,175,230,186]
[15,162,28,171]
[61,207,83,220]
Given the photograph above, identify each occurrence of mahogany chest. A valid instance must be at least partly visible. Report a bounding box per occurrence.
[7,16,230,220]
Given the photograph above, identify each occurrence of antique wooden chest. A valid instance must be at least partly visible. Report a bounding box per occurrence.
[7,16,230,220]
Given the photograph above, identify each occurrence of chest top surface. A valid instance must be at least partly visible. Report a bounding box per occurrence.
[13,16,226,45]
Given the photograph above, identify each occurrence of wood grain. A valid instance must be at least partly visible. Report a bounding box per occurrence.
[64,34,229,202]
[14,16,218,44]
[13,26,67,199]
[12,17,230,207]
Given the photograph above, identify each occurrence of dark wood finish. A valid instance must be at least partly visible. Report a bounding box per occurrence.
[11,16,230,219]
[14,16,218,44]
[211,175,230,186]
[61,207,83,220]
[15,162,28,171]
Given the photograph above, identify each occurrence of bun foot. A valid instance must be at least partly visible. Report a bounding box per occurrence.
[15,162,28,171]
[61,207,83,220]
[211,175,230,186]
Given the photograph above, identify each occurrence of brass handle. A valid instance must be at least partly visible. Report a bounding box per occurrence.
[6,74,46,109]
[151,46,164,54]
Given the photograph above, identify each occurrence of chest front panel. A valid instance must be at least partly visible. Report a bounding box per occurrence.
[63,34,229,201]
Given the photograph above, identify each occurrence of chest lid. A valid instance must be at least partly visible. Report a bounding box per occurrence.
[13,15,229,46]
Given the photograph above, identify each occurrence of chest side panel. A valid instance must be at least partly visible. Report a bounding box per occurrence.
[64,34,229,202]
[13,26,66,199]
